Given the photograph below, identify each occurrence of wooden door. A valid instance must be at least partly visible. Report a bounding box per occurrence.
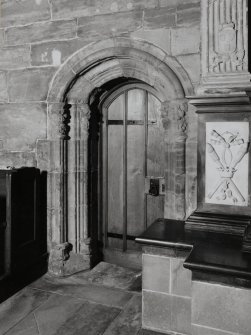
[102,85,165,251]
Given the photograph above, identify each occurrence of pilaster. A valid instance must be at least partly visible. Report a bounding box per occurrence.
[199,0,251,94]
[161,99,188,220]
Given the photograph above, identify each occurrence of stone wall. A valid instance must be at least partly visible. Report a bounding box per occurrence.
[142,244,251,335]
[0,0,200,217]
[142,246,192,334]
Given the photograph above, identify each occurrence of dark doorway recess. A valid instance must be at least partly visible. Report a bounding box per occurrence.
[0,167,47,303]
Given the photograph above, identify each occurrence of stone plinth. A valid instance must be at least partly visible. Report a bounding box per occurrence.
[142,246,192,335]
[137,219,251,335]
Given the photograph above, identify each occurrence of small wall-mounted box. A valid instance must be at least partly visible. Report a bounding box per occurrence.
[145,177,165,196]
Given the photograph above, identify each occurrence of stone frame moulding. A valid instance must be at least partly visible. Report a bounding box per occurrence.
[41,37,194,276]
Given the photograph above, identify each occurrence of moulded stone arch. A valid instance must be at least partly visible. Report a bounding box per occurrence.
[44,37,194,276]
[47,37,194,104]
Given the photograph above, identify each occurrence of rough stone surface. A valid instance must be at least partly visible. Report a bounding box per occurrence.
[0,30,4,45]
[103,295,142,335]
[0,287,51,334]
[143,290,191,334]
[1,262,144,335]
[5,19,77,45]
[0,0,51,28]
[171,26,200,55]
[31,39,93,67]
[77,261,142,291]
[0,46,30,70]
[171,257,192,297]
[8,67,56,102]
[177,53,201,84]
[192,281,251,335]
[177,2,200,27]
[138,330,165,335]
[30,275,133,308]
[192,324,239,335]
[5,294,120,335]
[159,0,199,8]
[130,28,171,55]
[0,151,37,169]
[143,8,176,29]
[142,254,170,293]
[77,11,143,39]
[0,72,8,102]
[51,0,158,20]
[0,103,47,151]
[143,291,172,331]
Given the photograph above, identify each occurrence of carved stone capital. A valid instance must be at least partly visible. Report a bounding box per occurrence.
[58,103,71,139]
[161,100,188,139]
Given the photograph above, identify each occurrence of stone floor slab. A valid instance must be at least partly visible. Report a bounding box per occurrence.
[29,275,133,308]
[103,295,142,335]
[5,294,120,335]
[75,261,142,291]
[138,329,165,335]
[0,287,51,334]
[4,313,39,335]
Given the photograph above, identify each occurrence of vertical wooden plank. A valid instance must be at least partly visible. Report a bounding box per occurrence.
[5,172,12,276]
[103,107,108,248]
[144,91,148,230]
[123,92,128,251]
[127,89,145,236]
[107,125,124,234]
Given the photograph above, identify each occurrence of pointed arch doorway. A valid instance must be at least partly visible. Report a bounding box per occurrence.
[89,81,166,260]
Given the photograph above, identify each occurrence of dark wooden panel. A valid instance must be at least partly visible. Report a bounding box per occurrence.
[0,175,6,277]
[11,168,46,273]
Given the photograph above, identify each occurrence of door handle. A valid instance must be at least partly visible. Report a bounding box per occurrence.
[149,179,159,196]
[145,177,165,196]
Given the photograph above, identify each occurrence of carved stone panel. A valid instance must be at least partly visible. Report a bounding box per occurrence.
[200,0,251,91]
[205,122,249,206]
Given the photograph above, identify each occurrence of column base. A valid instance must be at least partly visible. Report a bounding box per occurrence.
[48,241,91,276]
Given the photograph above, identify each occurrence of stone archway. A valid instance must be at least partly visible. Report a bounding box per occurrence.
[43,37,194,276]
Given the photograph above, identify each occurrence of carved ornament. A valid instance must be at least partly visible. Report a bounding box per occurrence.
[206,124,249,205]
[58,103,71,139]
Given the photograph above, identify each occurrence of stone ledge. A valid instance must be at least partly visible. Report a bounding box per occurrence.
[136,219,251,286]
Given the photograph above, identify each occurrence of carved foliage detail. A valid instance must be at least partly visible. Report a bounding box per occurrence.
[161,100,188,134]
[58,103,71,139]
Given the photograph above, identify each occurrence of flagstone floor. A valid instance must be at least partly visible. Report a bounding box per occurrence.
[0,262,163,335]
